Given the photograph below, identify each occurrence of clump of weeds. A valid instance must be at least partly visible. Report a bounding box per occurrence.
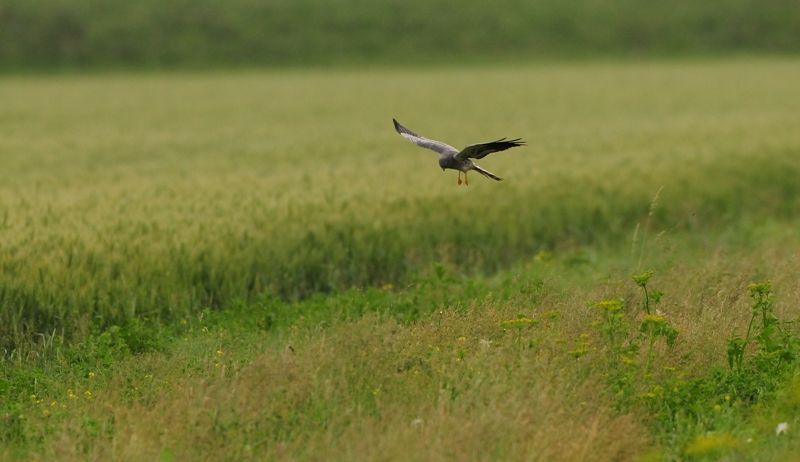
[587,275,800,460]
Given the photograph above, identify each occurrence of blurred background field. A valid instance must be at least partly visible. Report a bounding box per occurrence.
[3,1,800,460]
[1,0,800,70]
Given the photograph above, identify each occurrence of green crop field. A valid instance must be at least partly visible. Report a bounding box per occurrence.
[3,58,800,460]
[3,0,800,70]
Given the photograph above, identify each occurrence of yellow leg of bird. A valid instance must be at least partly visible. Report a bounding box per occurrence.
[464,171,469,186]
[457,171,462,185]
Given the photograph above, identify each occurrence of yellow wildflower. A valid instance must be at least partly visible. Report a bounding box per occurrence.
[631,271,654,287]
[595,299,624,313]
[500,316,537,328]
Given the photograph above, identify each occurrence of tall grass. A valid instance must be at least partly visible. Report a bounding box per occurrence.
[1,60,800,349]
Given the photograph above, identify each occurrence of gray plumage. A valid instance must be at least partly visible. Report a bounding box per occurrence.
[393,118,524,185]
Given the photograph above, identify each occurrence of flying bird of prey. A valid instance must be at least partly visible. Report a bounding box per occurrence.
[393,118,525,185]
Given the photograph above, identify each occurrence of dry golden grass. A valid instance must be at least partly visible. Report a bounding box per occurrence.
[31,310,645,462]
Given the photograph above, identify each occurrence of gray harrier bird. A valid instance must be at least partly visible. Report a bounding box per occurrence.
[393,118,525,185]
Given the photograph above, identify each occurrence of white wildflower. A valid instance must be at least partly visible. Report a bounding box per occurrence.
[776,422,789,435]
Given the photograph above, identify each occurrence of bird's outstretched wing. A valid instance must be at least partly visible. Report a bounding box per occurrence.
[393,118,459,156]
[455,138,525,160]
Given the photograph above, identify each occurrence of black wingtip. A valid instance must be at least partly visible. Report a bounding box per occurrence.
[491,137,525,146]
[393,118,419,137]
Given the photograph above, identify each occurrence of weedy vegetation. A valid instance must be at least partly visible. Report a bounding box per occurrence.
[2,59,800,460]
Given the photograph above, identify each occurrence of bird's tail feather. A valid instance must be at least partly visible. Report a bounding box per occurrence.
[472,165,502,181]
